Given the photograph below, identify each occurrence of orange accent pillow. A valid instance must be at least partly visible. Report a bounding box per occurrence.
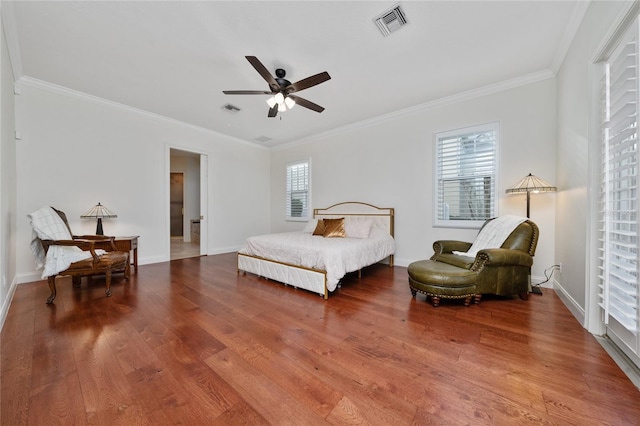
[323,218,346,238]
[313,219,326,235]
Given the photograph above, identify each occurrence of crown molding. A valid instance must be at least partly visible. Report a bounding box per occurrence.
[551,1,591,74]
[16,76,267,151]
[593,0,640,62]
[17,67,554,154]
[273,69,555,152]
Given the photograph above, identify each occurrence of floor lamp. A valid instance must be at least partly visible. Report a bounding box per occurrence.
[506,173,556,295]
[505,173,557,218]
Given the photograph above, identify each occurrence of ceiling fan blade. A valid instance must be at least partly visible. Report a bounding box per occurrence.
[246,56,279,90]
[223,90,272,95]
[288,95,325,113]
[287,72,331,93]
[267,104,278,118]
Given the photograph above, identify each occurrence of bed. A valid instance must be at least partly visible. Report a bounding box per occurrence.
[237,202,395,299]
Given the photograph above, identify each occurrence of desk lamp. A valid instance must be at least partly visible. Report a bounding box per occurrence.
[81,202,117,235]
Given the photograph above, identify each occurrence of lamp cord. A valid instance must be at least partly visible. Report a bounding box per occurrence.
[531,264,561,290]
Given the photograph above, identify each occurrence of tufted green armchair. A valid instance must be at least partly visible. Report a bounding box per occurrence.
[430,218,539,301]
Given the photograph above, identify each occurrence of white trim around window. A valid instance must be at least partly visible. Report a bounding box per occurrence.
[286,158,311,221]
[433,122,499,228]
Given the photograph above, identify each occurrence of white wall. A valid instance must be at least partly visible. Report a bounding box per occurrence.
[555,1,635,324]
[270,78,557,280]
[0,3,18,327]
[15,80,271,283]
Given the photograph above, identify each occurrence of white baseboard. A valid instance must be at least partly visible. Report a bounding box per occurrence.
[0,276,18,332]
[552,279,586,327]
[596,335,640,390]
[16,271,42,284]
[208,246,242,256]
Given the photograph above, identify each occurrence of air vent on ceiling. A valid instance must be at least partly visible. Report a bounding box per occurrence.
[221,103,241,113]
[255,136,272,143]
[373,3,408,37]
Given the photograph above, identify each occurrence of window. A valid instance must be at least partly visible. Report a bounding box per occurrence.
[598,18,639,336]
[434,122,498,228]
[286,159,311,221]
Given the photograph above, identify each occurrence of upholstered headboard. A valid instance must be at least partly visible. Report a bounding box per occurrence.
[313,202,394,237]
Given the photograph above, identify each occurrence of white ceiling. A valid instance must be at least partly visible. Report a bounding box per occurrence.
[5,1,584,148]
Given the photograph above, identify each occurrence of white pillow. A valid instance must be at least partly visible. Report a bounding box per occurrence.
[303,219,319,233]
[345,217,373,238]
[369,226,391,239]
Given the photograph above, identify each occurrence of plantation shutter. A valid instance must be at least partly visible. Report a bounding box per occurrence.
[598,19,640,334]
[435,123,497,225]
[286,160,310,220]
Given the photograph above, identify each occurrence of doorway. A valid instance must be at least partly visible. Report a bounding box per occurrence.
[169,149,206,260]
[170,172,184,237]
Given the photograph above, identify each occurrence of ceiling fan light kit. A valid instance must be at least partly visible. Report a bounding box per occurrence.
[284,97,295,109]
[223,56,330,118]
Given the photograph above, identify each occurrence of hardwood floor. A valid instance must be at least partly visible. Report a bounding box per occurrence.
[2,253,639,425]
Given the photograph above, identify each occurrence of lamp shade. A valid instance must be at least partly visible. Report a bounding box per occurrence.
[505,173,556,218]
[80,202,117,219]
[505,173,557,194]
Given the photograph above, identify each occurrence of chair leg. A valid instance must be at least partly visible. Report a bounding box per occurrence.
[105,270,112,297]
[463,296,472,306]
[430,295,441,307]
[519,292,529,301]
[125,258,130,280]
[473,294,482,305]
[410,287,417,297]
[46,276,57,304]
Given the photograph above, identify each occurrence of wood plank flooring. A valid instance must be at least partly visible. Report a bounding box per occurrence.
[2,253,639,425]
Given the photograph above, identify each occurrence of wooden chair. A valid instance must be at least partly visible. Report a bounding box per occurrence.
[38,208,130,304]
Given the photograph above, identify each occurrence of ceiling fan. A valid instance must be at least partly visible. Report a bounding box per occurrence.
[223,56,331,118]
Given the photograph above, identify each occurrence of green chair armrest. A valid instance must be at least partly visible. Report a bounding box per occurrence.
[473,248,533,269]
[433,240,473,254]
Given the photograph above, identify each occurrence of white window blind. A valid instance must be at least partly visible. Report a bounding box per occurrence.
[435,123,498,227]
[598,19,639,334]
[286,159,310,221]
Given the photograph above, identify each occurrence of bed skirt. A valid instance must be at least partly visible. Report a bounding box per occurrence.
[237,253,329,299]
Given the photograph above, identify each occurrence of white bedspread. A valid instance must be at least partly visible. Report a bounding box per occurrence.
[238,230,395,291]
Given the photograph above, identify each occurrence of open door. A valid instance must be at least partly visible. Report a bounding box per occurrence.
[169,148,208,260]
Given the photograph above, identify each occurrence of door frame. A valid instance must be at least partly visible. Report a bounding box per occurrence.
[166,146,208,258]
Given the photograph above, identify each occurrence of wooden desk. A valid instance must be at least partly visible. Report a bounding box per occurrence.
[95,236,139,271]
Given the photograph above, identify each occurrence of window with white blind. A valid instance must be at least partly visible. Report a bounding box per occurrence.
[598,18,640,337]
[434,123,498,228]
[286,159,311,221]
